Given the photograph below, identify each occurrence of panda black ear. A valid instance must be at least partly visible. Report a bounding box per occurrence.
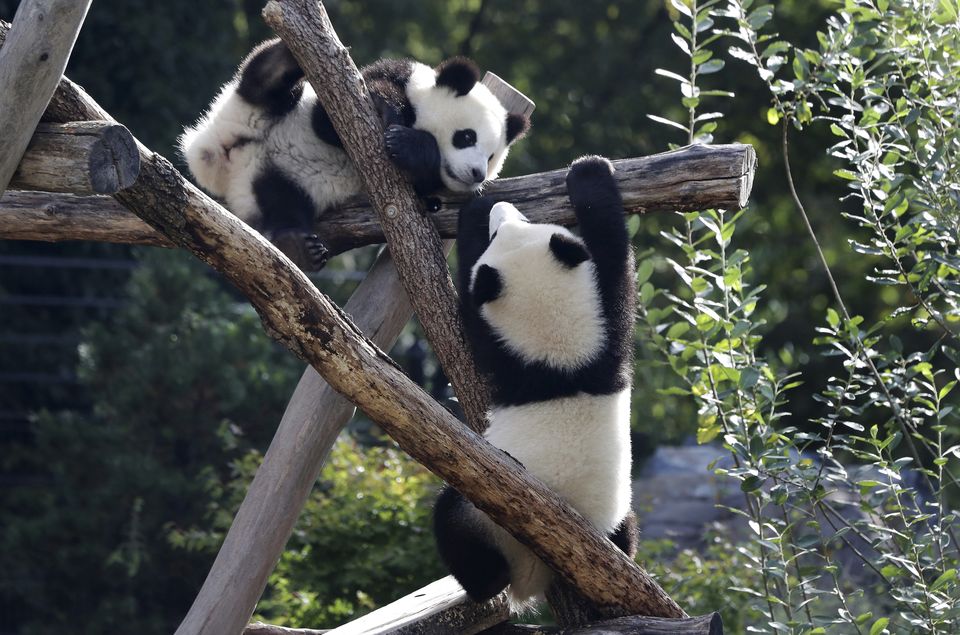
[435,57,480,96]
[506,113,531,144]
[472,264,502,305]
[550,233,590,268]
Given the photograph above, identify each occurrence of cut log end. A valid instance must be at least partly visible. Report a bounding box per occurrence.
[10,120,140,195]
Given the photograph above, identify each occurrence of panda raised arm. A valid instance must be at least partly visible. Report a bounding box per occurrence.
[179,39,531,271]
[437,156,638,612]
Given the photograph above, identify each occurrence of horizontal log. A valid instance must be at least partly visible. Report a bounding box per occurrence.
[489,613,723,634]
[0,144,755,250]
[0,190,172,246]
[10,121,139,194]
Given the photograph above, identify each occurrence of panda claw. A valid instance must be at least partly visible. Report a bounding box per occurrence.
[425,196,442,212]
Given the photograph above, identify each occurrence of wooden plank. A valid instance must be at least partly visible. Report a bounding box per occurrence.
[0,145,756,251]
[0,0,93,192]
[320,576,509,635]
[10,121,140,194]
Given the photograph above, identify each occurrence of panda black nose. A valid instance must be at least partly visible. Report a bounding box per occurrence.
[471,168,485,184]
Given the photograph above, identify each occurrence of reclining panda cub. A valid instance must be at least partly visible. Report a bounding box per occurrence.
[434,156,638,611]
[180,39,531,270]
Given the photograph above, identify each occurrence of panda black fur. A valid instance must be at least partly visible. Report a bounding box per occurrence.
[179,39,530,270]
[434,156,638,610]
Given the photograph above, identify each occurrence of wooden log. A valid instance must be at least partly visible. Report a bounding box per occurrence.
[0,0,92,193]
[175,245,447,635]
[0,144,756,249]
[321,576,509,635]
[262,0,491,434]
[486,613,723,634]
[10,121,140,194]
[0,191,171,245]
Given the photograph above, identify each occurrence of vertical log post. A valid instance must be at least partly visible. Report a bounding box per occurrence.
[0,0,93,192]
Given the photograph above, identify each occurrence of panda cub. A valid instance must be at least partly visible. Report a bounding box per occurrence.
[180,39,530,269]
[434,156,638,610]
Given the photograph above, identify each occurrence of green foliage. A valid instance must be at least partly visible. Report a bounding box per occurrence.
[177,438,444,628]
[636,535,767,633]
[0,250,301,635]
[643,0,960,632]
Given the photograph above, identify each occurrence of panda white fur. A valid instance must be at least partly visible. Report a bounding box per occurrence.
[179,39,530,269]
[434,156,638,611]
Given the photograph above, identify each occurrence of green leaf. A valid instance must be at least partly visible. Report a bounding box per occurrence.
[931,568,957,591]
[833,169,857,181]
[636,260,654,284]
[647,114,688,132]
[869,618,889,635]
[766,107,780,125]
[640,282,655,305]
[670,0,692,17]
[939,381,956,401]
[826,308,840,328]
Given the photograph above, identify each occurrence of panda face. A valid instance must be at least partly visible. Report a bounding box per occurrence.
[406,63,524,193]
[470,202,606,370]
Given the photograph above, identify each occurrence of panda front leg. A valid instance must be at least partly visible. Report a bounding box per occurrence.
[433,486,512,602]
[252,165,329,271]
[384,124,444,196]
[564,155,629,273]
[236,38,306,117]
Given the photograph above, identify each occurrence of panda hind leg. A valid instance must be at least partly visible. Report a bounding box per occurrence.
[434,486,511,602]
[236,39,306,117]
[609,511,639,558]
[252,165,329,271]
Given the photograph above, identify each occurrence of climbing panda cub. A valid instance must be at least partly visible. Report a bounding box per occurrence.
[434,156,638,610]
[179,39,531,270]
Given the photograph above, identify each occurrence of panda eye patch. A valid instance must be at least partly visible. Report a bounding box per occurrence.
[453,129,477,148]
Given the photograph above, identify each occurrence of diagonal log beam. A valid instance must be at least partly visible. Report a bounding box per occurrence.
[10,16,688,616]
[0,0,92,193]
[0,143,756,250]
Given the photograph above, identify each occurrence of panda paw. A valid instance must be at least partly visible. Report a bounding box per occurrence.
[384,124,427,171]
[271,230,330,272]
[566,155,619,211]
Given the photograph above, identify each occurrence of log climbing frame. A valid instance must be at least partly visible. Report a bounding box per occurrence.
[0,1,754,633]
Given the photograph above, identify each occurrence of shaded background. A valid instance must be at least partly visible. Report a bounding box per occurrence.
[0,0,872,633]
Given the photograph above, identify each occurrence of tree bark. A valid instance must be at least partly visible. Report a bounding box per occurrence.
[0,144,755,249]
[262,0,490,434]
[10,121,140,194]
[0,0,92,193]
